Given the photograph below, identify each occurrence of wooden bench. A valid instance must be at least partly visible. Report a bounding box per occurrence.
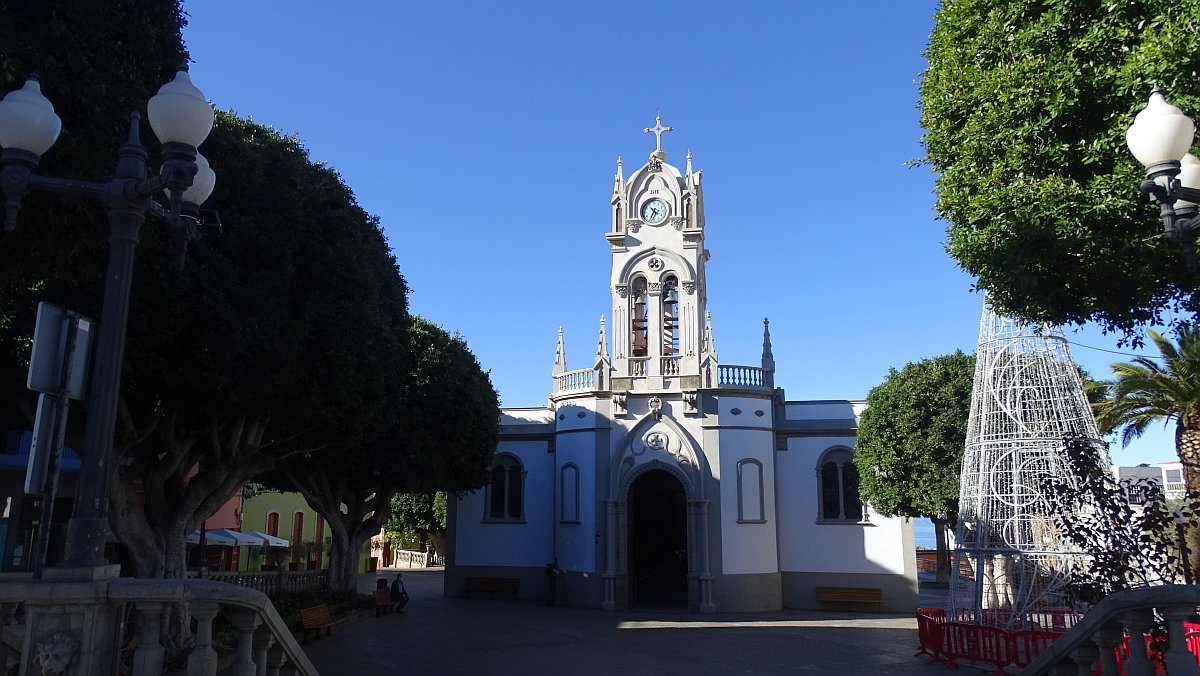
[299,603,342,642]
[373,588,393,616]
[463,576,520,600]
[815,586,883,611]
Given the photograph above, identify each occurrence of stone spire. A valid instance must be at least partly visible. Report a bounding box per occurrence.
[595,316,610,366]
[761,317,775,372]
[761,317,775,388]
[686,148,693,178]
[553,326,567,376]
[613,156,624,196]
[703,312,718,361]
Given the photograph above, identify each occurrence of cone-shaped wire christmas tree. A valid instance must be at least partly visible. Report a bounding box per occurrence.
[948,303,1108,627]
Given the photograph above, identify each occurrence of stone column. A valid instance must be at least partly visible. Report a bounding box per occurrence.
[602,500,617,610]
[696,499,715,612]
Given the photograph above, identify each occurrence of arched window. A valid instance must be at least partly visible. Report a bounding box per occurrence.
[560,464,580,523]
[737,458,765,523]
[486,454,525,521]
[631,277,649,358]
[291,512,305,566]
[818,448,864,522]
[266,511,280,537]
[662,276,679,356]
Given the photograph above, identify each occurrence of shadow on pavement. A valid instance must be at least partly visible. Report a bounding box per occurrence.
[299,569,984,676]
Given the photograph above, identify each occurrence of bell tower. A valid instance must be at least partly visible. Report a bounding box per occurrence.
[606,117,711,393]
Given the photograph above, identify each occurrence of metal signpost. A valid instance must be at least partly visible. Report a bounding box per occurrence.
[25,302,93,577]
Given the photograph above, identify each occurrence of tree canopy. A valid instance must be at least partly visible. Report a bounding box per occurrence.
[855,350,975,525]
[0,0,189,429]
[0,0,413,581]
[272,316,499,591]
[104,110,410,579]
[920,0,1200,339]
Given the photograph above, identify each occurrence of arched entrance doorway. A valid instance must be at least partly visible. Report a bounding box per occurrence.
[627,469,688,608]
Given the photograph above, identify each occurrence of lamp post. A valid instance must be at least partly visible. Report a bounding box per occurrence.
[0,68,215,568]
[1126,86,1200,270]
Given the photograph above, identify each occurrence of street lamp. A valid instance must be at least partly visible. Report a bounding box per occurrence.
[0,68,215,568]
[1126,85,1200,269]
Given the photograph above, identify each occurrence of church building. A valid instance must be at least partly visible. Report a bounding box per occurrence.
[445,119,917,613]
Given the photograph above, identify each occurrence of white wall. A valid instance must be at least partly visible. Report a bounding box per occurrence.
[555,428,600,572]
[454,437,555,567]
[718,428,778,574]
[775,435,908,575]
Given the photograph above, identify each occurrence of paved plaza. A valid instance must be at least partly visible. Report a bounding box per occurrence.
[300,569,984,676]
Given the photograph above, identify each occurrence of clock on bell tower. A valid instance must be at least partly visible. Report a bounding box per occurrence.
[605,116,712,393]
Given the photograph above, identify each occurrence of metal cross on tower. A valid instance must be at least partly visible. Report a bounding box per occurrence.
[643,115,673,153]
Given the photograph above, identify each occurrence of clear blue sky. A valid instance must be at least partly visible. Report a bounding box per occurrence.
[182,1,1175,467]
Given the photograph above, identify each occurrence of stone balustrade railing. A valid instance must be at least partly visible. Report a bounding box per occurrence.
[629,358,648,377]
[199,569,327,599]
[1022,585,1200,675]
[0,576,318,675]
[661,356,680,376]
[392,549,430,569]
[554,368,595,393]
[717,364,769,389]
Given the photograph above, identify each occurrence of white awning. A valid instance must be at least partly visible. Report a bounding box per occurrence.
[244,530,290,548]
[207,528,268,546]
[186,529,237,546]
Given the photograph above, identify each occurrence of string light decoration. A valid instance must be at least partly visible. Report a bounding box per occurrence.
[948,303,1108,628]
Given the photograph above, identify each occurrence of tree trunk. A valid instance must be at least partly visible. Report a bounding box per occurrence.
[325,527,371,593]
[932,517,951,585]
[428,531,446,562]
[1177,422,1200,579]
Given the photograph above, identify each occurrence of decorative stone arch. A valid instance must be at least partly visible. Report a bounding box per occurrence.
[626,163,684,212]
[613,247,697,292]
[602,411,715,613]
[607,410,706,498]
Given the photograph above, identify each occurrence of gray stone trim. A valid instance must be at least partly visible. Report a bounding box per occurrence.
[499,426,554,438]
[712,572,782,612]
[775,430,857,439]
[775,418,857,433]
[782,399,867,406]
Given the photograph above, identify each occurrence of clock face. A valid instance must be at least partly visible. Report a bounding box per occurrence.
[641,198,668,224]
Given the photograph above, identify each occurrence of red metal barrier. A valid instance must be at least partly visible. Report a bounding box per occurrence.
[944,622,1015,676]
[1010,628,1064,668]
[916,607,948,663]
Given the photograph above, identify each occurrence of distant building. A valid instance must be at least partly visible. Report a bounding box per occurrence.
[445,120,917,613]
[1113,461,1185,504]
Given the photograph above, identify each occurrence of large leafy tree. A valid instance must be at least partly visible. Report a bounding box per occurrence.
[920,0,1200,339]
[272,317,499,592]
[0,0,412,585]
[104,111,409,580]
[388,492,448,558]
[0,0,189,428]
[855,351,975,582]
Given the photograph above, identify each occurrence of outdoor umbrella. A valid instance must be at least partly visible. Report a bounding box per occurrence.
[244,530,290,548]
[186,529,237,546]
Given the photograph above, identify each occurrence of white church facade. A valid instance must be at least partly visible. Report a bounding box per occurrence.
[445,119,918,613]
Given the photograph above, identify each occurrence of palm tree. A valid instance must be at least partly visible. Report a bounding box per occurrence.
[1094,327,1200,498]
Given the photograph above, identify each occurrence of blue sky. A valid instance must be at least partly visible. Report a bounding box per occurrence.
[181,1,1175,467]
